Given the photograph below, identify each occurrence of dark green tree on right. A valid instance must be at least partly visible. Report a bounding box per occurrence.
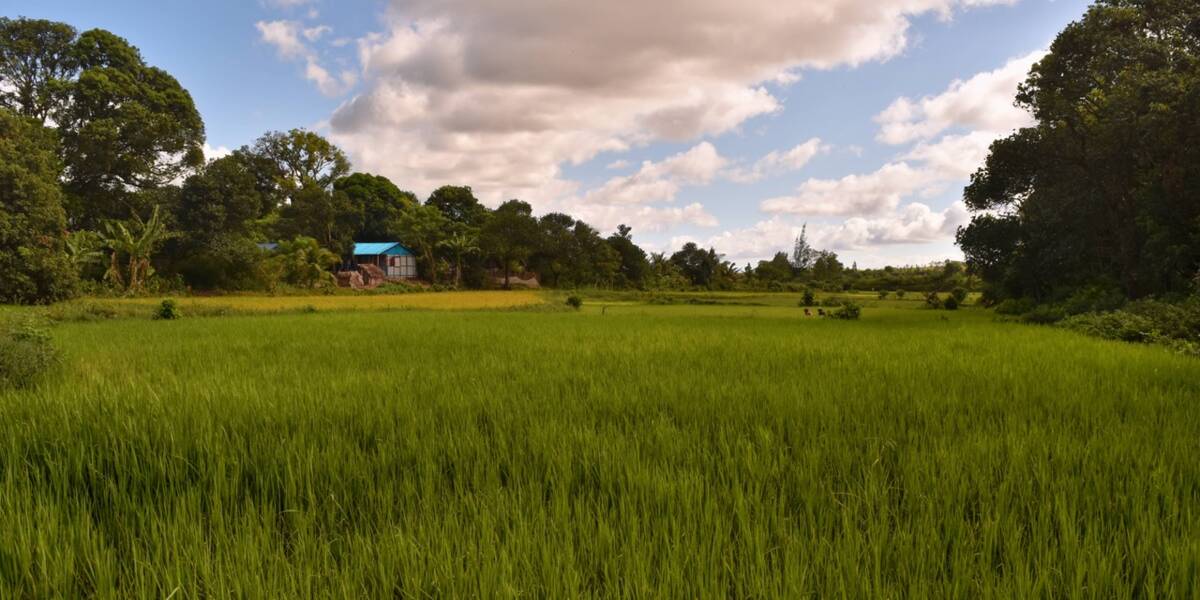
[958,0,1200,303]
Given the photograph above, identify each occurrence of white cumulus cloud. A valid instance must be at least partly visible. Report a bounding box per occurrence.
[257,20,354,97]
[875,49,1043,145]
[326,0,1015,208]
[727,138,829,183]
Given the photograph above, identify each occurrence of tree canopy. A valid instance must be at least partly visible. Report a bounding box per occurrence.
[0,108,77,303]
[958,0,1200,301]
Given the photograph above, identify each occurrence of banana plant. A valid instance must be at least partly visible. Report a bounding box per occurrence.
[438,230,480,288]
[98,205,176,293]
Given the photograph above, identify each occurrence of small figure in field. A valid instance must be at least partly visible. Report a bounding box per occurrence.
[817,309,826,317]
[804,309,812,317]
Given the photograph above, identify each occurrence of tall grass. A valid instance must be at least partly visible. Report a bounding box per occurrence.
[1,304,1198,597]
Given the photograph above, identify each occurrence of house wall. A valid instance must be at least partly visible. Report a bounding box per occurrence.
[353,254,417,279]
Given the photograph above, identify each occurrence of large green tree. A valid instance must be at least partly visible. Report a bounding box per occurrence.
[277,182,360,257]
[427,185,488,228]
[393,204,451,282]
[958,0,1200,301]
[0,18,206,227]
[0,108,77,303]
[606,225,650,288]
[334,173,417,242]
[0,17,77,124]
[245,130,356,254]
[171,155,274,289]
[670,243,721,288]
[529,213,577,287]
[480,200,539,288]
[252,129,349,192]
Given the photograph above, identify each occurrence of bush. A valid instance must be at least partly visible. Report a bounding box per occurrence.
[994,298,1036,316]
[155,299,182,320]
[1022,305,1065,325]
[566,295,583,310]
[877,290,889,300]
[943,295,959,310]
[801,289,816,307]
[950,287,969,304]
[820,296,845,308]
[767,280,784,292]
[1061,311,1155,343]
[0,316,60,389]
[895,290,906,299]
[1059,298,1200,354]
[1061,285,1126,316]
[829,301,862,320]
[1124,299,1200,340]
[924,291,942,309]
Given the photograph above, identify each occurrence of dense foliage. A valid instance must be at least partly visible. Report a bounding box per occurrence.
[0,108,77,303]
[958,0,1200,302]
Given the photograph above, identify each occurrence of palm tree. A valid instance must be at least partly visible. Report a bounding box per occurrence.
[439,230,479,288]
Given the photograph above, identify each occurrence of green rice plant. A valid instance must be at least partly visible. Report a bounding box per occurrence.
[0,299,1196,597]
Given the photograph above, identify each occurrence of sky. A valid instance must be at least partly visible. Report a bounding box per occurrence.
[5,0,1093,267]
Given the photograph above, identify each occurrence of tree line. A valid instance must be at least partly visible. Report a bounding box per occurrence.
[1,16,972,304]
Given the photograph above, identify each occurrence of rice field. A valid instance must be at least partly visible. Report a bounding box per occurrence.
[1,294,1198,597]
[66,290,545,316]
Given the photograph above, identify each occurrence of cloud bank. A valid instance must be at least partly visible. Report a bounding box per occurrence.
[325,0,1014,218]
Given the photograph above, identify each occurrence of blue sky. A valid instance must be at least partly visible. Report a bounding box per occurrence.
[6,0,1092,267]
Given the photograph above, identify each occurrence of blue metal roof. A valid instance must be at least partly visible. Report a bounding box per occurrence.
[353,242,413,256]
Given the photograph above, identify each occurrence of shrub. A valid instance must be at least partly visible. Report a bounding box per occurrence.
[829,301,862,320]
[924,291,942,309]
[950,287,969,304]
[994,298,1036,316]
[820,296,844,308]
[0,317,60,389]
[1061,285,1126,316]
[565,296,583,310]
[272,237,338,289]
[155,299,182,320]
[1124,299,1200,340]
[801,289,816,307]
[1061,311,1155,343]
[895,290,906,299]
[1022,305,1065,325]
[943,295,959,311]
[767,280,784,292]
[878,290,889,300]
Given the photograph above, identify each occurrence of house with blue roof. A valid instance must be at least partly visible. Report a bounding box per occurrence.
[351,242,418,280]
